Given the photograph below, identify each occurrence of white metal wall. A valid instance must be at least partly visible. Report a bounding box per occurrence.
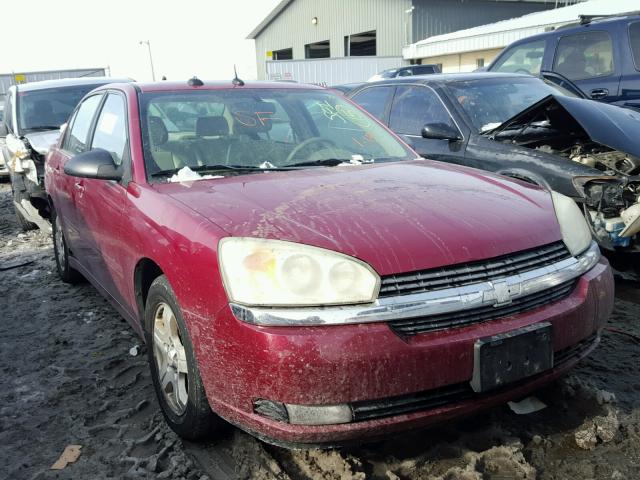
[266,56,405,85]
[0,68,107,98]
[254,0,412,79]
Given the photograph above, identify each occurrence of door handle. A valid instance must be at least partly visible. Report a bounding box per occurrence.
[590,88,609,99]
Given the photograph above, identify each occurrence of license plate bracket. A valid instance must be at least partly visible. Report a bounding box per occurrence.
[470,323,553,393]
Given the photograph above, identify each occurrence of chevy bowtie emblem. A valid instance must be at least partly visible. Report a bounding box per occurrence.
[485,280,513,306]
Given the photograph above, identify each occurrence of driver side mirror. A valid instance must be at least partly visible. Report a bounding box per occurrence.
[421,123,462,142]
[64,148,122,181]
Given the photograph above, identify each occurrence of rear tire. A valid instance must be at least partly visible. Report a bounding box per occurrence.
[52,208,83,283]
[145,275,222,440]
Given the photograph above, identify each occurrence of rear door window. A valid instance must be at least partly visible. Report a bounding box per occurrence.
[491,39,545,75]
[389,86,455,136]
[553,31,614,80]
[63,94,103,154]
[630,21,640,71]
[350,86,394,121]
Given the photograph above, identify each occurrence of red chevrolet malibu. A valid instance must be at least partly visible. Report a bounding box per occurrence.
[45,79,613,446]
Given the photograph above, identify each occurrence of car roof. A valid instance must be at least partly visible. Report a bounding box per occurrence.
[129,80,325,93]
[15,77,132,92]
[357,72,532,87]
[504,13,640,46]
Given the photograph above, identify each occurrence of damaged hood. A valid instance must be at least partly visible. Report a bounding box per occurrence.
[159,160,562,276]
[24,130,61,155]
[489,94,640,159]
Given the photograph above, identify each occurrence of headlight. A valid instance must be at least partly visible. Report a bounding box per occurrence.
[551,191,592,256]
[218,237,380,306]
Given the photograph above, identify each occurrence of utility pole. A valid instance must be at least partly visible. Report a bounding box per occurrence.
[139,40,156,81]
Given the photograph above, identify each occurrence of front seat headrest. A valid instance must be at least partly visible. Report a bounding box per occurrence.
[148,116,168,146]
[196,116,229,137]
[230,100,275,135]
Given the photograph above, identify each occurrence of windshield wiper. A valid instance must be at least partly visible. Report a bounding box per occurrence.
[150,164,290,178]
[285,158,355,168]
[23,126,61,132]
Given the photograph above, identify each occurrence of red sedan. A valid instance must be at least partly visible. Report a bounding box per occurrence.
[45,79,614,447]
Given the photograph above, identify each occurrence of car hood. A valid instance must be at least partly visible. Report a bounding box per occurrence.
[24,130,61,155]
[488,94,640,158]
[159,160,561,276]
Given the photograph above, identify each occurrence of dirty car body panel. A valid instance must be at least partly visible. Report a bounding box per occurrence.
[348,73,640,253]
[45,80,614,446]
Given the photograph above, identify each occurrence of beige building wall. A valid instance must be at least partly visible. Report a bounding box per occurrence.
[254,0,412,79]
[422,48,504,73]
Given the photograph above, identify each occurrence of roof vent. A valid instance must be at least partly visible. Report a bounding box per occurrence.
[188,76,204,87]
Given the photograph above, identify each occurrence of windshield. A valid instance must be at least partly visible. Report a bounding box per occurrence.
[446,77,575,133]
[139,88,414,180]
[17,84,104,133]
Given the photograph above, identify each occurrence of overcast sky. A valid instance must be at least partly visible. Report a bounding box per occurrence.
[1,0,281,81]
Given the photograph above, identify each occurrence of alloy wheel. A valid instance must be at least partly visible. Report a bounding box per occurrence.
[153,302,189,415]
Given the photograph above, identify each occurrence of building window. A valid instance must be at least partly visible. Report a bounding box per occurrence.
[305,40,330,59]
[476,58,485,68]
[273,48,293,61]
[344,30,376,56]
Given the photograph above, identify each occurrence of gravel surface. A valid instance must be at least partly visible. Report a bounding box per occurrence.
[1,181,639,480]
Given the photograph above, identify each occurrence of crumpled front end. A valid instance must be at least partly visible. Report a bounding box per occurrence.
[5,133,54,231]
[490,95,640,251]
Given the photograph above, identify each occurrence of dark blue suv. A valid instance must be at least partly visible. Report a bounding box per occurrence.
[488,13,640,110]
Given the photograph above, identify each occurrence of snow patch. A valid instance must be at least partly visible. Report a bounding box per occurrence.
[168,166,223,183]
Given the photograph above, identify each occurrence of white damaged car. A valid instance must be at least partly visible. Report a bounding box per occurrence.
[0,77,130,230]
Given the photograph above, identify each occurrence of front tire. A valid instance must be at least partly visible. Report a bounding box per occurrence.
[145,275,221,440]
[51,208,83,283]
[12,188,37,231]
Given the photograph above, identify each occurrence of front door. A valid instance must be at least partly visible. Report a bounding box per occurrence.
[74,92,133,314]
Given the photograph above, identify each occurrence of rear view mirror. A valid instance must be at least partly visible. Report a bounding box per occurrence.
[421,123,462,141]
[0,123,7,137]
[64,149,122,181]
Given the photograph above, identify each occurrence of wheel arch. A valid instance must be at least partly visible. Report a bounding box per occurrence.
[134,258,165,322]
[496,168,552,190]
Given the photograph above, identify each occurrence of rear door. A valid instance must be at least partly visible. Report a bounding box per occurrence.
[551,29,621,102]
[619,20,640,110]
[386,85,466,162]
[53,93,104,255]
[74,91,132,313]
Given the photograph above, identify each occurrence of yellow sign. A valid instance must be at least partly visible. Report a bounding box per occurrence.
[14,74,26,84]
[266,51,273,58]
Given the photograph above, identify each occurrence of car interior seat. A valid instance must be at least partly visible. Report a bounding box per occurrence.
[146,116,202,173]
[194,116,231,165]
[227,101,277,166]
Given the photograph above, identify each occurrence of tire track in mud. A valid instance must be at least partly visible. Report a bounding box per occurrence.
[1,182,639,480]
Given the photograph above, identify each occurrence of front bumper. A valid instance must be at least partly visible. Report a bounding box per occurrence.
[192,247,614,446]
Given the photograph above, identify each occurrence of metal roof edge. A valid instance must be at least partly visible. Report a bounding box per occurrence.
[247,0,294,39]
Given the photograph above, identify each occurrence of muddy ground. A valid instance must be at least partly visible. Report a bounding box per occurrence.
[0,181,638,480]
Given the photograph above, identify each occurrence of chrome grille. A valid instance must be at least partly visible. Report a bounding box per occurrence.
[388,280,576,336]
[379,241,571,298]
